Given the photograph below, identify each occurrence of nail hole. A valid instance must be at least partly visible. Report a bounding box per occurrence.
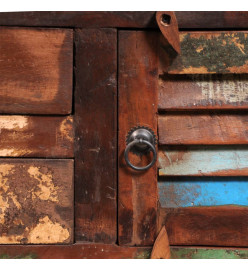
[161,14,171,26]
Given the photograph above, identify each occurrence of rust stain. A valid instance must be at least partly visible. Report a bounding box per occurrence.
[59,117,73,142]
[28,166,58,202]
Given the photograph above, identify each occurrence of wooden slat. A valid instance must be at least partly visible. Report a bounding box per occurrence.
[158,74,248,110]
[0,12,248,30]
[0,28,72,114]
[74,29,117,243]
[158,177,248,208]
[0,243,152,259]
[158,114,248,145]
[171,247,248,259]
[159,206,248,246]
[159,32,248,74]
[1,242,248,259]
[159,146,248,176]
[0,116,73,157]
[118,31,158,245]
[0,159,73,244]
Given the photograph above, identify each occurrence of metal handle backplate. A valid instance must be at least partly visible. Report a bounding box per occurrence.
[124,126,157,171]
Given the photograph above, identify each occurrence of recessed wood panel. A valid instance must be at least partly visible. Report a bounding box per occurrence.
[0,159,73,244]
[159,146,248,176]
[0,116,73,157]
[158,114,248,145]
[158,74,248,110]
[159,32,248,74]
[159,206,248,246]
[0,28,73,114]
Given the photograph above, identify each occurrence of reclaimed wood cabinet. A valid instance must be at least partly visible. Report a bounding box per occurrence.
[1,11,248,259]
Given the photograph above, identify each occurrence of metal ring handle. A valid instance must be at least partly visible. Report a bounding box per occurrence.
[124,139,157,171]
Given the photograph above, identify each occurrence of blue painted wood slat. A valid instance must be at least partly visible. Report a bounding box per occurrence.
[159,177,248,207]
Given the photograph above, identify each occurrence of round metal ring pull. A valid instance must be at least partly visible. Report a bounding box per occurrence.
[124,126,157,171]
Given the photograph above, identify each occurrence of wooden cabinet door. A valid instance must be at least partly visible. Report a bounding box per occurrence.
[118,30,248,247]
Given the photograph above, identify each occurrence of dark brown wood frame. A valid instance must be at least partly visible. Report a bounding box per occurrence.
[1,11,248,259]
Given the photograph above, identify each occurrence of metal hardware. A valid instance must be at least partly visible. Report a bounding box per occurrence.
[124,126,157,171]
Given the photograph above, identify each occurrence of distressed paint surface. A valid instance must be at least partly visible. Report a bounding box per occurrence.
[164,32,248,74]
[159,146,248,176]
[158,74,248,110]
[0,159,73,244]
[158,114,248,145]
[0,115,73,157]
[170,248,248,259]
[0,28,73,114]
[158,177,248,207]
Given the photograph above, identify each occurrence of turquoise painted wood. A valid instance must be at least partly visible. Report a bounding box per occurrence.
[158,177,248,207]
[159,146,248,176]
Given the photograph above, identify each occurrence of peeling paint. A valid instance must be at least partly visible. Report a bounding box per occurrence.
[159,146,248,176]
[168,32,248,74]
[28,166,58,202]
[193,74,248,104]
[0,116,28,132]
[0,160,73,244]
[28,216,70,243]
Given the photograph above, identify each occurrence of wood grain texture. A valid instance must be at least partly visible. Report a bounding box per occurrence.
[0,116,73,157]
[151,226,170,259]
[74,29,117,243]
[0,159,73,244]
[0,28,73,114]
[159,32,248,74]
[159,146,248,176]
[158,177,248,208]
[156,12,180,54]
[159,206,248,246]
[159,74,248,110]
[158,114,248,145]
[0,12,248,29]
[171,247,248,259]
[118,31,158,246]
[0,243,152,259]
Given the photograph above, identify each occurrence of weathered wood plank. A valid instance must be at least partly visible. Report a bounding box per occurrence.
[158,177,248,208]
[159,32,248,74]
[118,31,158,245]
[159,146,248,176]
[0,243,152,259]
[0,159,73,244]
[158,114,248,145]
[74,29,117,243]
[0,116,73,157]
[0,243,248,259]
[0,28,73,114]
[159,74,248,110]
[0,12,248,30]
[171,247,248,259]
[159,206,248,246]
